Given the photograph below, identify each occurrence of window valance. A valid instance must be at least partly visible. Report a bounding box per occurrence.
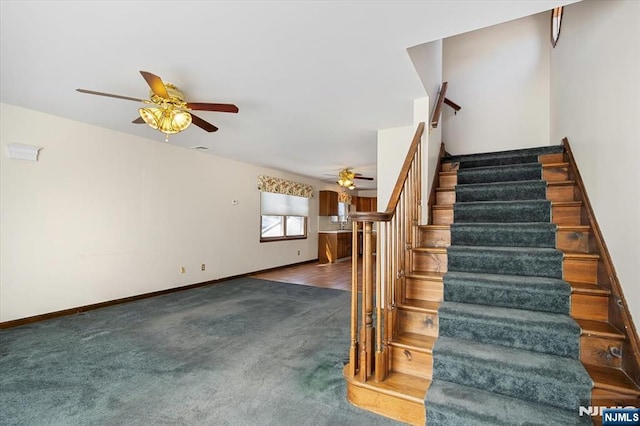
[338,192,352,204]
[258,175,313,198]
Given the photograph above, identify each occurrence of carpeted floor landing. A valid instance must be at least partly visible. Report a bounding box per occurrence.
[0,278,401,426]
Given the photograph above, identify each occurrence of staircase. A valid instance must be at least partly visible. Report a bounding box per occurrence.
[343,128,640,425]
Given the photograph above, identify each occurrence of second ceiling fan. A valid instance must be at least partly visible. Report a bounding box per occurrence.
[336,168,374,190]
[77,71,238,141]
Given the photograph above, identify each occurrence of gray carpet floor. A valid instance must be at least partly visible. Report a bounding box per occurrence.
[0,277,401,426]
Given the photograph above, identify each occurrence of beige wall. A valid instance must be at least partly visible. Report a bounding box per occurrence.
[376,125,416,211]
[550,0,640,326]
[0,104,324,322]
[408,41,443,218]
[443,12,552,154]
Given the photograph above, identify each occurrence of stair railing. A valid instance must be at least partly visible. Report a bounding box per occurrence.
[431,81,461,130]
[347,121,425,383]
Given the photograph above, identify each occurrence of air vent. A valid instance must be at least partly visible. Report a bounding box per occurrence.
[191,145,210,151]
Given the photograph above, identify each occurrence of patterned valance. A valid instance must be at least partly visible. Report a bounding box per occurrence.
[338,192,352,204]
[258,175,313,198]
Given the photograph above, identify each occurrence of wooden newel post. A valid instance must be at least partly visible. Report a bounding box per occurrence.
[361,221,375,379]
[349,222,359,378]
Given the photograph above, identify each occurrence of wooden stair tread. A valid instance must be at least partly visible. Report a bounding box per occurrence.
[412,247,447,254]
[547,180,576,187]
[571,282,611,296]
[391,332,436,353]
[564,252,600,260]
[552,201,582,207]
[557,225,591,232]
[405,271,445,280]
[344,369,431,403]
[543,162,569,168]
[398,299,440,313]
[586,364,640,395]
[576,319,625,340]
[418,224,450,231]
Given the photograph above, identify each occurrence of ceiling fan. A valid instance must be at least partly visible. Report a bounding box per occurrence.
[336,168,374,190]
[76,71,238,141]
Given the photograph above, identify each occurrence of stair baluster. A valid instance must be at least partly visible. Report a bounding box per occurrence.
[345,122,425,413]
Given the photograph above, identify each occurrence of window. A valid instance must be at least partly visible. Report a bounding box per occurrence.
[260,192,309,241]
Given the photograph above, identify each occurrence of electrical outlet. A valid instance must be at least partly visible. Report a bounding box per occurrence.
[180,266,186,274]
[201,264,206,271]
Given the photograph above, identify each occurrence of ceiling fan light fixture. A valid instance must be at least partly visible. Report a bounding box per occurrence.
[139,107,192,138]
[78,71,238,139]
[337,169,356,189]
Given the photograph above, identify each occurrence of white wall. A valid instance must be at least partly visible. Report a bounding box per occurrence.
[376,126,416,211]
[550,0,640,326]
[408,41,443,223]
[0,104,324,322]
[442,12,552,154]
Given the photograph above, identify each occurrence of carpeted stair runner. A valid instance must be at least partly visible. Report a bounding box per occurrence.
[451,223,557,248]
[438,302,580,358]
[455,180,548,202]
[454,200,551,223]
[432,336,592,411]
[445,145,564,166]
[425,145,593,425]
[457,163,542,185]
[447,246,563,278]
[443,272,570,314]
[426,380,591,426]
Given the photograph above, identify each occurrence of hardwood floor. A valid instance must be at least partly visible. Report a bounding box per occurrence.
[251,257,360,292]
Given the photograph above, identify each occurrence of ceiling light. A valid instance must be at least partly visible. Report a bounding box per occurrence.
[139,106,192,141]
[337,169,356,190]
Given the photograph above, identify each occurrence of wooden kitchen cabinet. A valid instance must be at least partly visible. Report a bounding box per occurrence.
[337,232,353,259]
[318,232,352,264]
[319,190,339,216]
[356,196,377,212]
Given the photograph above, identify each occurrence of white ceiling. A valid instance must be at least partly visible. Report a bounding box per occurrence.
[0,1,573,190]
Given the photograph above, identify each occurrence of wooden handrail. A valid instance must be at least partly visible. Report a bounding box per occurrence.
[444,97,461,113]
[430,82,448,129]
[350,121,425,222]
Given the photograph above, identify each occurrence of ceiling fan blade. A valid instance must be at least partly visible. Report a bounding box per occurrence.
[186,102,239,113]
[190,113,219,132]
[76,89,145,103]
[140,71,169,99]
[354,176,374,181]
[132,117,145,124]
